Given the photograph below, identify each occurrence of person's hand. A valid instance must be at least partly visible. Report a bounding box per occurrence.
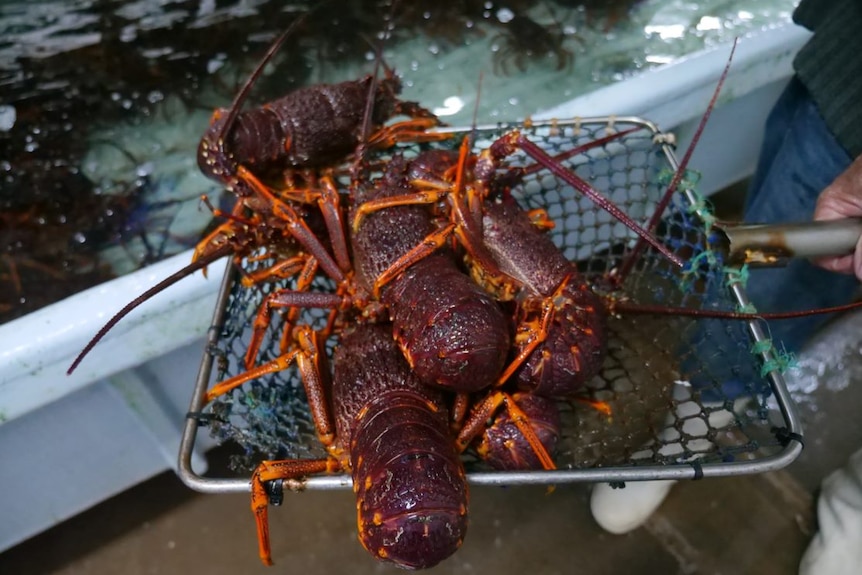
[813,154,862,280]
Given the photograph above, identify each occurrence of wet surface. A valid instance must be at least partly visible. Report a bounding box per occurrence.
[1,0,795,322]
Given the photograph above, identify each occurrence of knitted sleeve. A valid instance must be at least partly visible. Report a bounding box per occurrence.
[793,0,862,157]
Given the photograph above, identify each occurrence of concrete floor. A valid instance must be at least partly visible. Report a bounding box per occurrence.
[3,184,862,574]
[0,461,819,575]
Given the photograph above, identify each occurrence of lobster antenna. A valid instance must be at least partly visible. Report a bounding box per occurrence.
[612,299,862,321]
[67,244,233,375]
[469,71,484,147]
[215,10,315,147]
[616,37,739,281]
[666,38,739,202]
[352,3,399,182]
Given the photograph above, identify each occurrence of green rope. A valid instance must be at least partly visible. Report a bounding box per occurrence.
[658,167,703,190]
[722,264,757,313]
[750,339,772,354]
[658,168,715,230]
[688,250,719,270]
[685,189,716,231]
[750,339,798,377]
[680,249,720,289]
[758,349,798,378]
[723,264,750,289]
[735,302,758,314]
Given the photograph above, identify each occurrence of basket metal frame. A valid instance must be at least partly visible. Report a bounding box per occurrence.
[177,115,804,495]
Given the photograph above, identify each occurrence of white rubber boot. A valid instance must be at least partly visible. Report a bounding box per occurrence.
[799,447,862,575]
[590,479,677,534]
[590,385,744,534]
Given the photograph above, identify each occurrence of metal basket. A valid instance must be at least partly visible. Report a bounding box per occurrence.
[177,116,803,495]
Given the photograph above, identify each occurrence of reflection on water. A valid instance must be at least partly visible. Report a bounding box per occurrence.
[0,0,795,322]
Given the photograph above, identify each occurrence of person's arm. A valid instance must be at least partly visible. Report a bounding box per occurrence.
[813,155,862,280]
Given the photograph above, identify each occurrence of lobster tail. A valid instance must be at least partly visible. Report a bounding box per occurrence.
[333,325,468,570]
[352,392,468,569]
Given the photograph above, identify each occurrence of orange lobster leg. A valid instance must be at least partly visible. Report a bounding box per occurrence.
[315,175,350,272]
[455,391,556,471]
[243,254,320,369]
[236,165,346,284]
[192,198,250,274]
[371,223,455,297]
[240,254,311,288]
[252,458,342,566]
[350,189,448,232]
[205,347,302,405]
[244,327,346,566]
[276,173,351,273]
[366,117,451,149]
[493,275,574,386]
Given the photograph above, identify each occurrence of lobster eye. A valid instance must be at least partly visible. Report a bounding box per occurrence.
[209,108,227,127]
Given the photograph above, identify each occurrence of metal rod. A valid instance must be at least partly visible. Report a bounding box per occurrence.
[177,256,249,494]
[718,218,862,266]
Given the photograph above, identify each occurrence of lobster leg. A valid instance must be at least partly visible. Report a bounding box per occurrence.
[243,254,319,369]
[241,254,312,287]
[366,117,451,148]
[350,189,448,232]
[450,392,471,431]
[205,324,335,413]
[371,223,455,297]
[277,173,352,273]
[252,458,342,566]
[493,276,564,386]
[455,391,556,470]
[241,289,347,373]
[277,256,322,355]
[211,326,342,454]
[246,326,346,566]
[236,165,346,284]
[205,348,302,404]
[314,175,350,272]
[192,198,252,273]
[448,138,515,290]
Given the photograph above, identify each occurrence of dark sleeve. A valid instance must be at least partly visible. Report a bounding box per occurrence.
[793,0,862,157]
[793,0,837,30]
